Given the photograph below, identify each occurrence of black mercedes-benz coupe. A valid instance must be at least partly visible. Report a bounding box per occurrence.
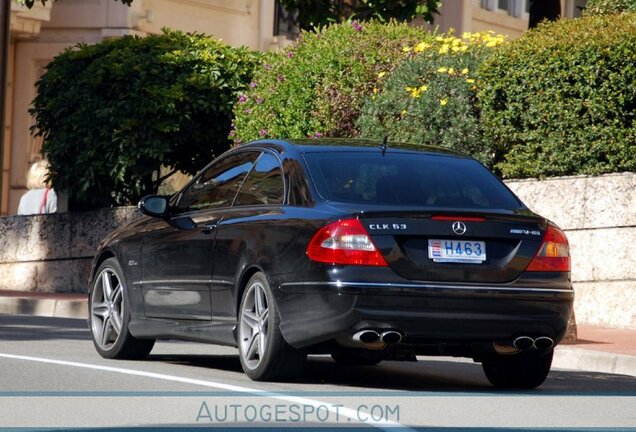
[88,139,573,388]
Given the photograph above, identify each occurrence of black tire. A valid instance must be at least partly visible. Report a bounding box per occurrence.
[238,272,306,381]
[89,257,155,360]
[482,349,554,389]
[331,348,383,366]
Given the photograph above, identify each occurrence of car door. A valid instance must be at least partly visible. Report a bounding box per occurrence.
[140,151,259,320]
[209,151,286,319]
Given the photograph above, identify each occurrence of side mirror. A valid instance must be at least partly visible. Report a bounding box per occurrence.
[138,195,170,218]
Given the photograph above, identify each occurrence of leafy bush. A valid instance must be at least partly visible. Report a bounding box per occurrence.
[357,32,505,165]
[585,0,636,14]
[31,29,259,209]
[479,14,636,178]
[231,21,428,142]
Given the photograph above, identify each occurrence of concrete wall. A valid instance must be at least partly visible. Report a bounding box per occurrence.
[0,172,634,329]
[507,172,636,329]
[0,207,137,293]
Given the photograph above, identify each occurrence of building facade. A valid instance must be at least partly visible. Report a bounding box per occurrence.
[1,0,586,215]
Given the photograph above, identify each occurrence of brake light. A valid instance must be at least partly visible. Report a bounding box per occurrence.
[526,224,570,272]
[306,219,388,266]
[432,215,486,222]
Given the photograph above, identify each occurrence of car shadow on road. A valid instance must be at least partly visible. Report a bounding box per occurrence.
[143,352,636,394]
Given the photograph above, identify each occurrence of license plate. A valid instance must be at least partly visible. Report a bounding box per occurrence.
[428,239,486,263]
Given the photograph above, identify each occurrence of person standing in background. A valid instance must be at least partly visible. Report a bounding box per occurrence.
[17,160,57,215]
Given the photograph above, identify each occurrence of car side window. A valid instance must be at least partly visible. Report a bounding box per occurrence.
[234,152,284,206]
[178,152,259,212]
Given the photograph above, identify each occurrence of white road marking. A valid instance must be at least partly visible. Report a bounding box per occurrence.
[0,352,411,430]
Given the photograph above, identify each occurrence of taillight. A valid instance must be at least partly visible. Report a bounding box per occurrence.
[306,219,388,266]
[526,224,570,272]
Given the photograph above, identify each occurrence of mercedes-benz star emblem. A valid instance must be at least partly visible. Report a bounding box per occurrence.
[452,221,467,235]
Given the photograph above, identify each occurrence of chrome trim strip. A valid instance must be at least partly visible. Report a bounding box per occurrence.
[280,281,573,294]
[132,279,233,286]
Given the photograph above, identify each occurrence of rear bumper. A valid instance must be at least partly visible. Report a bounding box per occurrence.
[275,280,573,350]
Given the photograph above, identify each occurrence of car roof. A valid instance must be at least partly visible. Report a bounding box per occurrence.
[240,138,470,159]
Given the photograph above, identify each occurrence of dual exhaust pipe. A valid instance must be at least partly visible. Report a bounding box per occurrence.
[494,335,554,354]
[513,335,554,351]
[351,329,402,349]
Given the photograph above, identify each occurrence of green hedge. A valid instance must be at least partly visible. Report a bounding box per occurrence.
[32,30,259,209]
[231,21,429,142]
[479,13,636,178]
[585,0,636,14]
[357,32,505,165]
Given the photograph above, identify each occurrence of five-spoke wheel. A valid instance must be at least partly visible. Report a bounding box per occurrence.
[91,267,124,351]
[239,279,270,371]
[89,258,155,359]
[238,272,305,381]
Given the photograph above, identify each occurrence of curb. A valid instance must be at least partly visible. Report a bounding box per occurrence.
[0,296,87,320]
[553,346,636,378]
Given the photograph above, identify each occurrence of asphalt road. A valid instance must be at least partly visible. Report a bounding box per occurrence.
[1,314,636,430]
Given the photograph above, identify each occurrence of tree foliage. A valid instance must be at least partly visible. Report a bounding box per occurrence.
[31,29,259,209]
[278,0,441,30]
[584,0,636,14]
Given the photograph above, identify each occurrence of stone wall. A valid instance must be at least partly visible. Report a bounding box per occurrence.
[507,172,636,329]
[0,207,138,293]
[1,172,634,328]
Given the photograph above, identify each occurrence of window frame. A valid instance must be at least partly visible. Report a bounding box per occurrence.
[173,150,261,214]
[232,150,287,209]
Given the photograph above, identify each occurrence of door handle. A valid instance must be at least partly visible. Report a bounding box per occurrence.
[201,223,218,234]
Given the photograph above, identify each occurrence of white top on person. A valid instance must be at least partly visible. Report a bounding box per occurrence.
[17,160,57,215]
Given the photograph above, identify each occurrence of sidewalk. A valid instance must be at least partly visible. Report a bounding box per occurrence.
[553,325,636,378]
[1,289,635,378]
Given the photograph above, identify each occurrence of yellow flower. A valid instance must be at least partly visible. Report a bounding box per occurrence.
[402,46,412,53]
[439,44,450,54]
[435,36,445,42]
[401,109,408,116]
[373,87,379,94]
[414,42,430,52]
[418,84,428,92]
[460,45,468,52]
[451,46,461,53]
[462,68,469,75]
[466,78,475,84]
[377,71,387,78]
[448,68,455,75]
[437,67,448,73]
[440,98,448,106]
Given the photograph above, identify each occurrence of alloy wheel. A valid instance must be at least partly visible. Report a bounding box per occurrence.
[239,281,270,370]
[90,268,124,351]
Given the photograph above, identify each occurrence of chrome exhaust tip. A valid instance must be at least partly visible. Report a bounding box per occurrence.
[353,330,380,344]
[533,336,554,350]
[380,330,402,345]
[513,336,535,350]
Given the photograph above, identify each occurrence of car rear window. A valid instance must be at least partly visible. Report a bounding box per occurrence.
[303,151,521,209]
